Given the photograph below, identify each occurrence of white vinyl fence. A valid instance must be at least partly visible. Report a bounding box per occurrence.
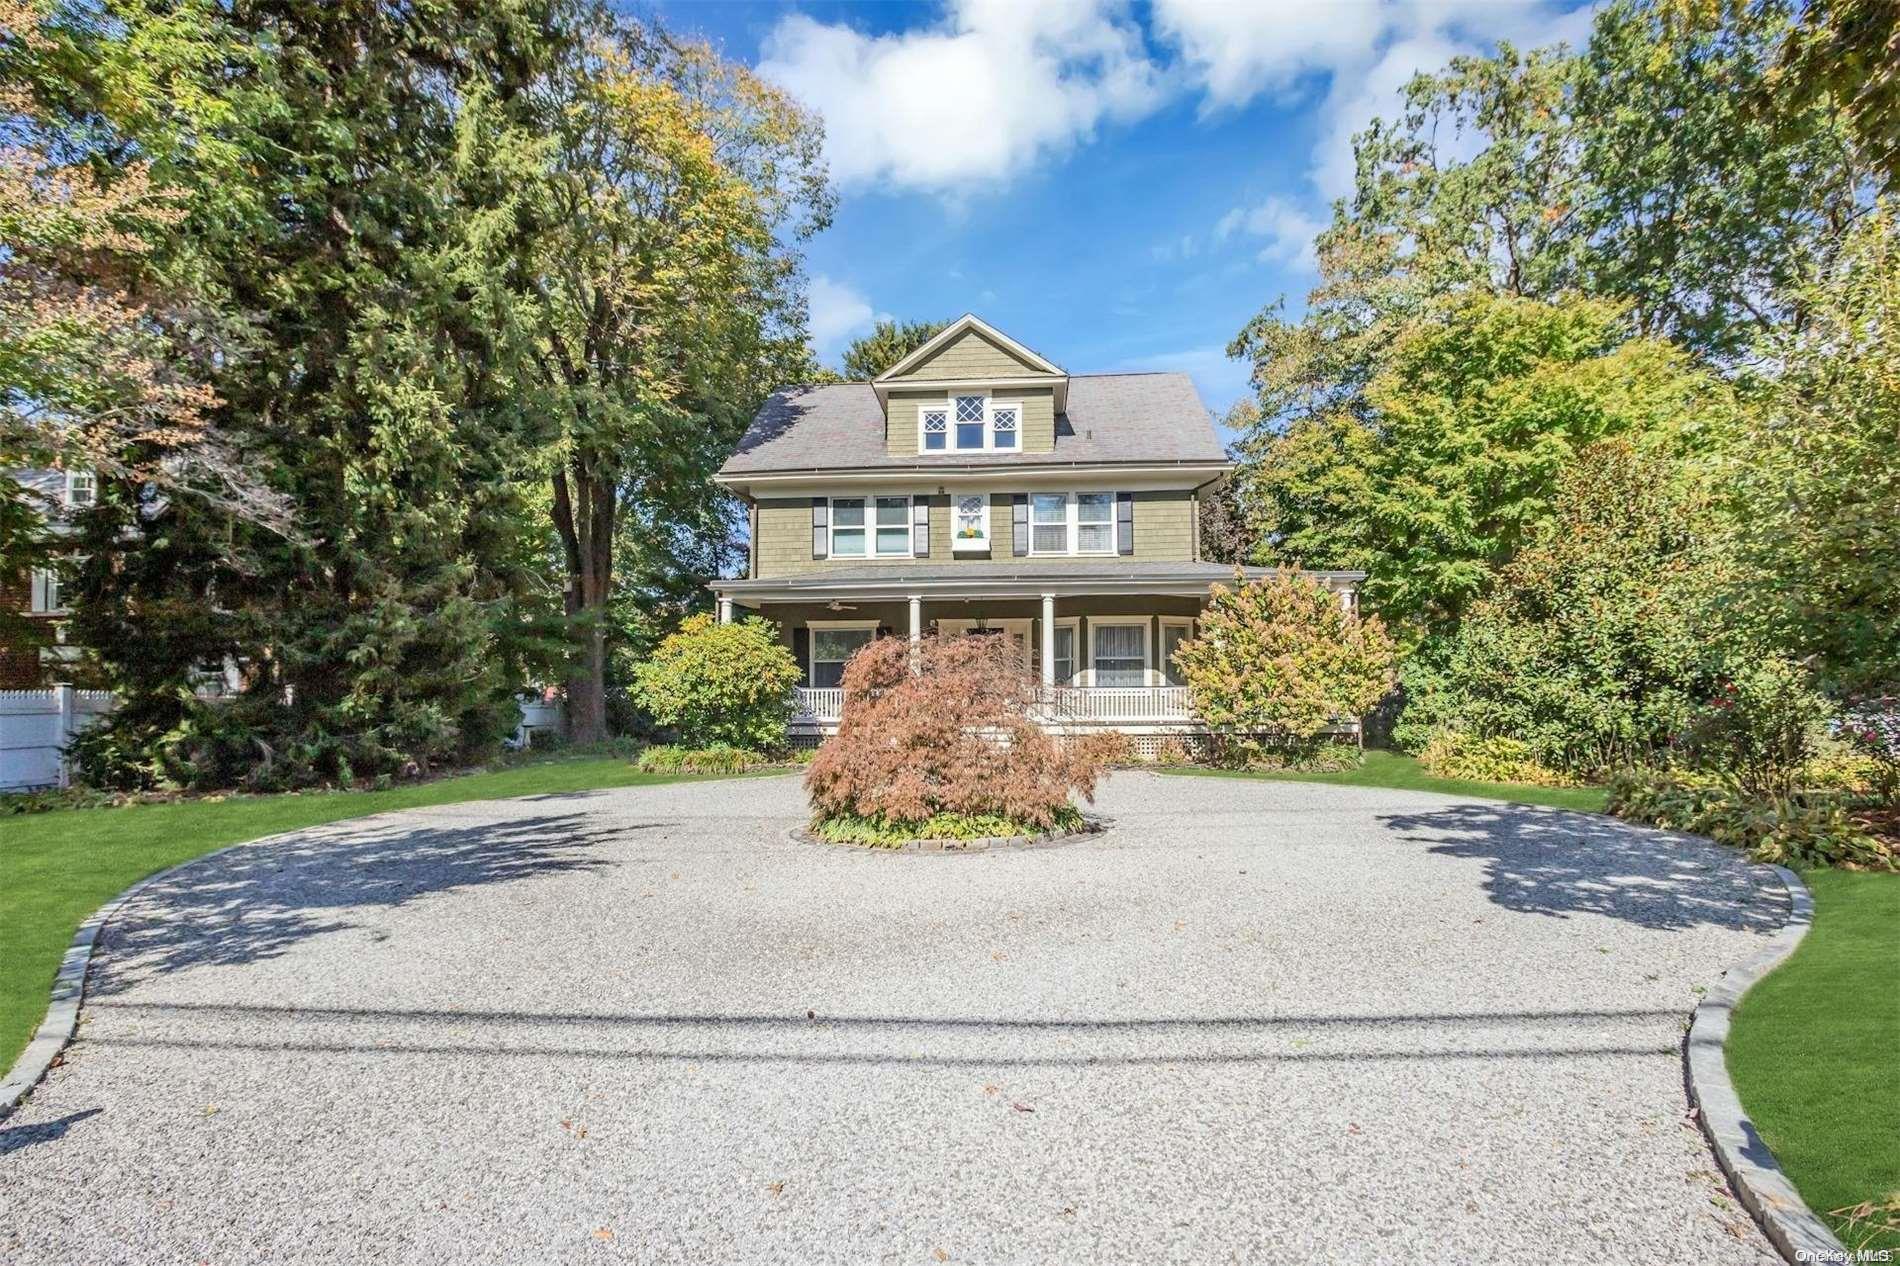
[0,686,115,792]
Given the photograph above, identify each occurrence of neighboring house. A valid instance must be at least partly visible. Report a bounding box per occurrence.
[710,314,1363,748]
[0,468,92,689]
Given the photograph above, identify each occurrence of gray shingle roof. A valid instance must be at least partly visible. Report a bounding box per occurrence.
[718,373,1228,476]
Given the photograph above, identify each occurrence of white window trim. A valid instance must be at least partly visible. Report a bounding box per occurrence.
[29,567,66,615]
[1049,616,1081,687]
[1088,618,1151,688]
[917,393,1022,454]
[919,403,950,453]
[1028,490,1117,557]
[63,470,95,508]
[828,493,914,560]
[807,620,880,687]
[1159,616,1195,687]
[951,492,991,552]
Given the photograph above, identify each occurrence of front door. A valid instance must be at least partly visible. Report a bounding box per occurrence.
[936,618,1034,669]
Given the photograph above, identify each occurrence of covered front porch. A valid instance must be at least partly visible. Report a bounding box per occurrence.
[711,562,1364,743]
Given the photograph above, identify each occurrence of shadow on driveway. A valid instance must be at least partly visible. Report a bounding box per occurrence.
[92,811,640,994]
[1376,802,1786,932]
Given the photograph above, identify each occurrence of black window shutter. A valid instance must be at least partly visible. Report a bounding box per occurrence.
[811,498,827,559]
[1012,493,1029,557]
[1116,492,1134,555]
[913,498,929,557]
[792,626,810,686]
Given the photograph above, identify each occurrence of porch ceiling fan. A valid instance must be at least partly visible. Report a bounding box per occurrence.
[825,599,857,611]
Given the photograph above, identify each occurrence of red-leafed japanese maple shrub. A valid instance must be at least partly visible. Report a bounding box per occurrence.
[804,634,1117,834]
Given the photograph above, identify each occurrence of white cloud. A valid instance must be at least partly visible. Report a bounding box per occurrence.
[1115,344,1254,413]
[806,274,875,359]
[1152,0,1599,198]
[757,0,1164,195]
[1214,195,1324,271]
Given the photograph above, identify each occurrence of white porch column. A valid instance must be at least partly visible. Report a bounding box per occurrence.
[717,595,733,624]
[908,595,922,643]
[1040,593,1056,686]
[1338,586,1355,614]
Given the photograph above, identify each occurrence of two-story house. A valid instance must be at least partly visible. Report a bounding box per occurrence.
[709,315,1363,749]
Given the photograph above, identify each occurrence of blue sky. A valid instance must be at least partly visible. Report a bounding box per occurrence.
[649,1,1597,418]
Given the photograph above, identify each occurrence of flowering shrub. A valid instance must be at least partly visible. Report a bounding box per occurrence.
[803,634,1117,832]
[1608,766,1896,871]
[1419,731,1575,787]
[1677,655,1831,797]
[1839,695,1900,804]
[1173,571,1396,752]
[628,614,800,751]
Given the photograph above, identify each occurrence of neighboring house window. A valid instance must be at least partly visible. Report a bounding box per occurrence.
[954,395,986,448]
[29,568,65,614]
[1029,491,1117,555]
[1092,621,1148,687]
[922,406,948,451]
[810,625,875,689]
[991,404,1017,449]
[64,470,95,508]
[953,494,989,551]
[830,495,913,558]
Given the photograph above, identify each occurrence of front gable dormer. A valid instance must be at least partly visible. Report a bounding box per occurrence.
[874,315,1068,457]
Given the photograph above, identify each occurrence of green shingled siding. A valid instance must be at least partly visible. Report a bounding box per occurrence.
[751,489,1198,578]
[884,387,1054,456]
[885,328,1041,381]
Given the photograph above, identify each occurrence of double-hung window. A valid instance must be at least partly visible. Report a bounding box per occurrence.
[921,406,949,451]
[990,403,1017,449]
[954,395,986,449]
[830,496,912,558]
[1051,622,1077,686]
[1029,492,1117,555]
[1092,622,1148,688]
[64,471,95,508]
[810,626,874,689]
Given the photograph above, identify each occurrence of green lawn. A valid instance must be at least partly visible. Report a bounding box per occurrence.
[1727,869,1900,1254]
[1157,748,1610,812]
[0,756,727,1076]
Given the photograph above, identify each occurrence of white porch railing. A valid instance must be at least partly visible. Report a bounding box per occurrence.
[792,686,846,724]
[790,685,1196,727]
[1044,685,1194,723]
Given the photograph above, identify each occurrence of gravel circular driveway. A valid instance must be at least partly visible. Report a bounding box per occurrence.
[0,772,1790,1264]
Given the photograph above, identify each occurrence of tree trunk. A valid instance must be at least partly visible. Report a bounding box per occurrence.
[552,460,613,745]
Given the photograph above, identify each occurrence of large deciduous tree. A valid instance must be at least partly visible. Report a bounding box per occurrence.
[839,317,949,379]
[508,14,831,743]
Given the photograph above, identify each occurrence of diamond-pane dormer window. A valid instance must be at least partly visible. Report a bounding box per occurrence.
[991,405,1017,449]
[922,407,947,451]
[954,395,985,448]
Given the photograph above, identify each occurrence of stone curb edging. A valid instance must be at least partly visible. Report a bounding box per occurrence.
[785,817,1110,853]
[0,833,296,1122]
[1685,864,1847,1264]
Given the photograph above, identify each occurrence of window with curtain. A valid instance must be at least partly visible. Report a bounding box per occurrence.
[874,496,911,555]
[1031,493,1068,552]
[1093,623,1146,687]
[831,498,866,556]
[810,628,873,689]
[1076,493,1114,553]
